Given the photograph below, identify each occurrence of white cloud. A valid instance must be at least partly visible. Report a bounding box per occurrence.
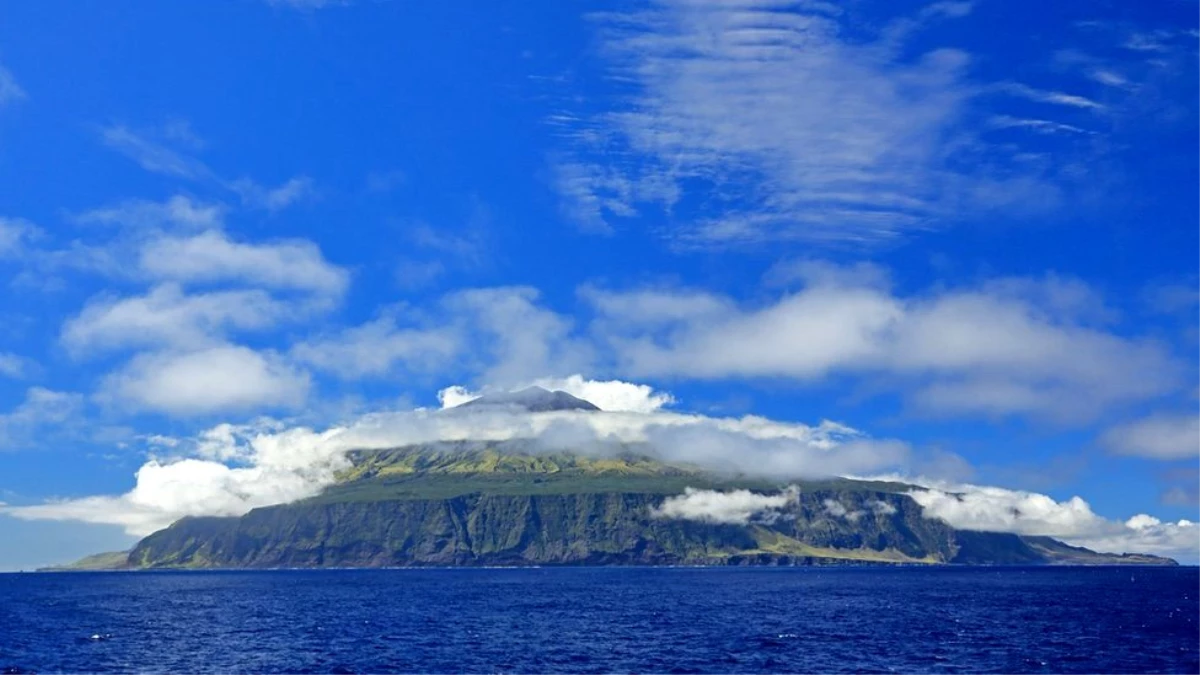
[437,386,478,409]
[0,388,84,449]
[995,82,1105,110]
[823,498,864,522]
[551,161,663,235]
[1123,32,1172,53]
[1109,514,1200,560]
[587,272,1181,422]
[0,217,40,257]
[394,258,446,290]
[1101,413,1199,460]
[138,229,348,297]
[908,482,1198,559]
[292,316,459,378]
[910,484,1101,535]
[5,390,903,534]
[7,451,341,536]
[62,284,291,355]
[56,269,1166,426]
[1088,69,1130,88]
[655,486,798,525]
[444,287,593,386]
[290,287,597,385]
[870,499,897,515]
[583,285,734,326]
[528,375,675,413]
[438,375,676,414]
[76,195,225,231]
[0,64,26,105]
[0,352,30,379]
[233,176,315,212]
[408,221,487,263]
[102,345,310,416]
[49,214,342,421]
[989,115,1092,136]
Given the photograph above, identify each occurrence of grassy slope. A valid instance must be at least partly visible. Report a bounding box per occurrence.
[318,445,911,503]
[39,550,131,571]
[109,445,1179,568]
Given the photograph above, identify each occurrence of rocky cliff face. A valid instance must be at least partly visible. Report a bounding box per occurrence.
[123,459,1177,568]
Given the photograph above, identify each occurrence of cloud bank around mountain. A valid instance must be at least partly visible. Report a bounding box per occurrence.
[4,379,904,536]
[907,481,1197,558]
[6,376,1195,561]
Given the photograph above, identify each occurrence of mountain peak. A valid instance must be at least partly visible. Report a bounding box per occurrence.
[457,386,602,412]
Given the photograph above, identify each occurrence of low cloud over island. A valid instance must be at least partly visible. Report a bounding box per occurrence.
[6,377,1195,560]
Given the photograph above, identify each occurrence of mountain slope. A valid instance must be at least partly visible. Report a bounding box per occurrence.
[106,443,1176,569]
[40,550,132,571]
[456,387,601,412]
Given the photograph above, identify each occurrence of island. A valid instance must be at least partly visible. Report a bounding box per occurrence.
[51,389,1177,570]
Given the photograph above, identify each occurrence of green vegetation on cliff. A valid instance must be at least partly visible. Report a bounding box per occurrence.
[94,442,1175,569]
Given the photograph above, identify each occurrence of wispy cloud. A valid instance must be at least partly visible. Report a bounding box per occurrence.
[98,124,315,213]
[0,388,83,450]
[548,1,1107,246]
[1101,413,1199,460]
[0,352,32,379]
[391,201,499,289]
[987,115,1093,136]
[101,125,215,180]
[1142,279,1200,316]
[62,284,296,356]
[232,176,316,212]
[265,0,350,9]
[1160,467,1199,507]
[1123,31,1174,53]
[365,169,406,193]
[292,314,460,379]
[0,64,26,105]
[0,217,41,257]
[76,195,226,231]
[548,2,1194,247]
[298,288,589,390]
[1088,69,1130,89]
[994,82,1105,110]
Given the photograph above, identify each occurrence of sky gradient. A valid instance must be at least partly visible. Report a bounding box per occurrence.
[0,0,1196,569]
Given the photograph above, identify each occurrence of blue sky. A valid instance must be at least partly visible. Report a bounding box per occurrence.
[0,0,1196,569]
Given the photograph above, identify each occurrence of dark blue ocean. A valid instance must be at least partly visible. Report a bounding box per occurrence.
[1,567,1196,674]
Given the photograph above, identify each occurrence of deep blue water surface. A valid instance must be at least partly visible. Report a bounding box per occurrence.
[0,567,1196,674]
